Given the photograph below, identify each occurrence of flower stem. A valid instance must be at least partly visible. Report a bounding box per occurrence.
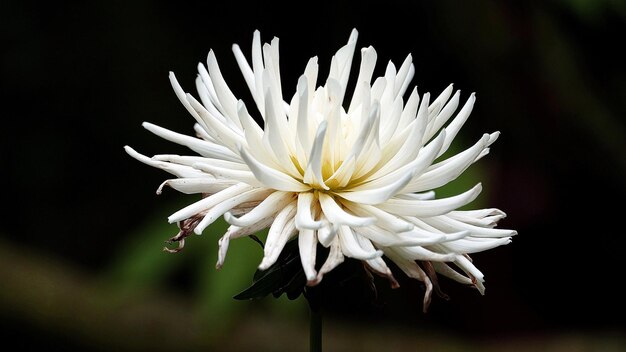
[309,307,322,352]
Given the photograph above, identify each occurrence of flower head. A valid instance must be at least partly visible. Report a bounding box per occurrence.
[125,29,516,310]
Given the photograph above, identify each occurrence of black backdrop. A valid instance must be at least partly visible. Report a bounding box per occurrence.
[2,0,625,350]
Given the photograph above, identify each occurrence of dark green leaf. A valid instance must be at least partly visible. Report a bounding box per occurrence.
[234,239,305,300]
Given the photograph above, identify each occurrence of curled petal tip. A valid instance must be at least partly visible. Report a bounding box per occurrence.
[306,277,321,287]
[258,259,271,271]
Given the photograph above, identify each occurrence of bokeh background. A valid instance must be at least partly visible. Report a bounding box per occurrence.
[2,0,625,350]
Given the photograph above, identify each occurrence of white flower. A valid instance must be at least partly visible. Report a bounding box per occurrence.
[125,29,516,310]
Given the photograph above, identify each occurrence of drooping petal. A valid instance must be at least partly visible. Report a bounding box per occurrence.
[384,248,433,311]
[431,262,473,285]
[299,228,318,283]
[295,192,325,230]
[316,218,339,248]
[316,236,344,284]
[258,201,298,270]
[355,234,399,288]
[453,254,486,294]
[337,225,382,260]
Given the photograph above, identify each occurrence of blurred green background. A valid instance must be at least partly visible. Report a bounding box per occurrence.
[1,0,625,350]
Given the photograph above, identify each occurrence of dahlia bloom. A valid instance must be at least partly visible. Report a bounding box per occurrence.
[125,29,515,309]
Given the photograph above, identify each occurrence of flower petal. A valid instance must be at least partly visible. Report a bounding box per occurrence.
[192,161,261,186]
[319,192,376,227]
[226,217,275,240]
[351,129,446,193]
[194,187,273,234]
[424,89,460,141]
[299,228,318,283]
[237,101,282,170]
[316,236,344,284]
[342,202,413,232]
[258,201,298,270]
[435,93,476,158]
[156,178,236,195]
[348,46,377,114]
[406,133,494,192]
[186,93,245,152]
[168,183,253,223]
[153,154,249,170]
[206,50,242,129]
[337,225,382,260]
[262,90,301,177]
[231,43,256,96]
[393,245,456,262]
[124,146,206,178]
[295,192,325,230]
[239,146,310,192]
[169,72,211,130]
[448,208,506,227]
[394,54,414,98]
[379,183,482,217]
[454,254,485,290]
[440,237,512,254]
[303,121,330,190]
[335,168,415,205]
[141,122,241,162]
[431,262,473,285]
[295,75,311,164]
[225,191,294,227]
[423,215,517,238]
[316,221,338,248]
[383,248,433,311]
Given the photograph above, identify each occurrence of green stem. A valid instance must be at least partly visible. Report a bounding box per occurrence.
[309,307,322,352]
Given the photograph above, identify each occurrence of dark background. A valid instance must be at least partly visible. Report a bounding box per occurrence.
[2,0,625,350]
